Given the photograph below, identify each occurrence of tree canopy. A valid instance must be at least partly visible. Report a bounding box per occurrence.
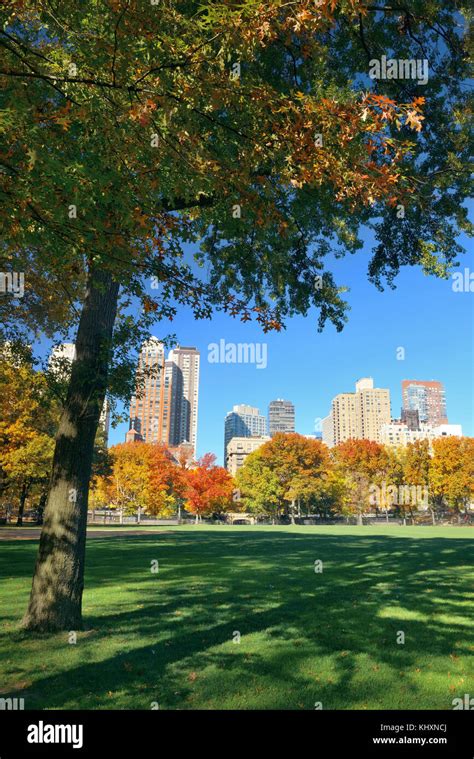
[1,0,471,358]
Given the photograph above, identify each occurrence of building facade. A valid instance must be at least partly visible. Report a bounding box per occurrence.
[128,338,166,444]
[354,377,391,441]
[226,435,270,476]
[402,380,448,427]
[380,422,462,447]
[401,408,420,431]
[268,399,295,436]
[128,340,200,454]
[168,347,200,453]
[326,378,391,446]
[321,414,334,448]
[224,404,267,466]
[332,392,357,444]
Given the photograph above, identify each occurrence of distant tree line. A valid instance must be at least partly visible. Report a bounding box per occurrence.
[236,433,474,525]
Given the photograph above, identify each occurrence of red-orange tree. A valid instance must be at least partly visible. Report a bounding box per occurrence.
[1,1,470,630]
[90,442,187,518]
[184,454,234,522]
[147,443,188,517]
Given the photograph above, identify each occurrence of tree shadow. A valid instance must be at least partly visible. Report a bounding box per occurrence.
[0,529,472,709]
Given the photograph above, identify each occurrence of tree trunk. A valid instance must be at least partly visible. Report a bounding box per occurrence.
[17,481,29,526]
[290,499,296,525]
[430,508,436,526]
[22,266,119,632]
[357,512,363,526]
[36,491,47,526]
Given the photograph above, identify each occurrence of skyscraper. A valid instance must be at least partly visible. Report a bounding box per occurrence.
[168,346,200,453]
[402,380,448,427]
[268,399,295,436]
[128,340,200,453]
[224,404,267,466]
[128,338,166,443]
[331,392,357,444]
[354,377,391,441]
[328,377,391,446]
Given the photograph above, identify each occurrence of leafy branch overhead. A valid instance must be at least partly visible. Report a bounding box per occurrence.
[1,0,471,348]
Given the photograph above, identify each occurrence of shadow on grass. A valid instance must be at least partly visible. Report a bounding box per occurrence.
[0,529,472,709]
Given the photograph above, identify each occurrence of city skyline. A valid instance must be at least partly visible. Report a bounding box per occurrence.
[223,377,461,461]
[120,338,462,466]
[117,344,470,464]
[105,237,472,462]
[41,340,469,462]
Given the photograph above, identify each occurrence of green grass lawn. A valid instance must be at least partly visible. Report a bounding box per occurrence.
[0,525,472,710]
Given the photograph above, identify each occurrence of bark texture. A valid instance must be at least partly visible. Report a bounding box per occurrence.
[23,266,119,631]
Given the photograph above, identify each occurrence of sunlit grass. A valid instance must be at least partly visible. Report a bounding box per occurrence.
[0,525,472,709]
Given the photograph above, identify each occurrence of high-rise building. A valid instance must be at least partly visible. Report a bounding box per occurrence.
[354,377,391,441]
[402,380,448,427]
[168,347,200,453]
[268,399,295,436]
[48,342,110,442]
[224,404,267,466]
[328,378,391,446]
[226,435,270,475]
[128,338,166,443]
[128,340,200,453]
[332,392,357,444]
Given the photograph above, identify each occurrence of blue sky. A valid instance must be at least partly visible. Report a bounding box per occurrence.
[107,230,474,465]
